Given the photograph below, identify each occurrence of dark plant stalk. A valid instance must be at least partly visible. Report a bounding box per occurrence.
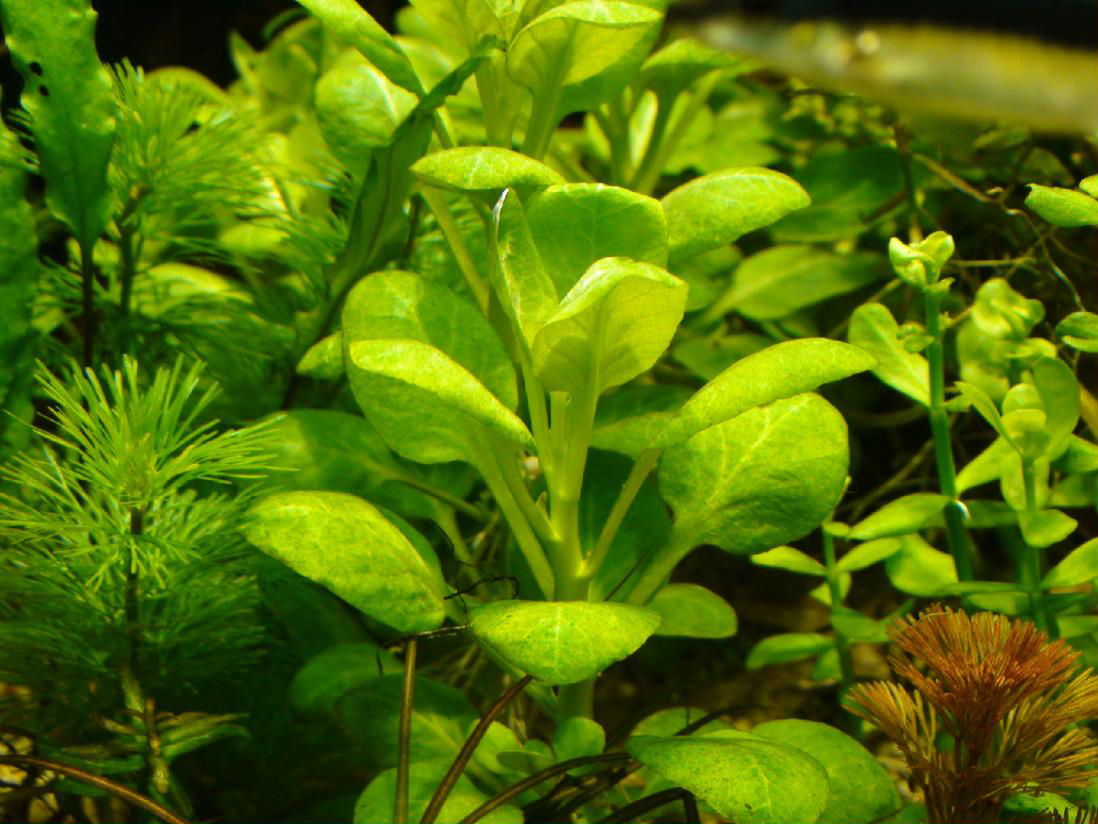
[80,244,97,367]
[395,637,418,824]
[594,787,694,824]
[457,753,630,823]
[0,755,190,824]
[419,675,532,824]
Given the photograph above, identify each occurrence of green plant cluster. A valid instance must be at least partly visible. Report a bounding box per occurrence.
[0,0,1095,822]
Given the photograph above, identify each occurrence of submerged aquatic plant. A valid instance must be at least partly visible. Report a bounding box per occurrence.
[849,604,1098,824]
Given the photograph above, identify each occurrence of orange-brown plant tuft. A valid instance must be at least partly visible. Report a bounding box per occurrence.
[848,604,1098,824]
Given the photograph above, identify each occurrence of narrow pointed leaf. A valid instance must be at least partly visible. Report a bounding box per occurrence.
[243,491,446,633]
[662,168,809,264]
[533,257,687,394]
[489,189,559,348]
[469,600,661,685]
[296,0,424,95]
[627,733,830,824]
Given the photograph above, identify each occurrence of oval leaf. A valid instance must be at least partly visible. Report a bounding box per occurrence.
[533,257,687,394]
[243,491,446,633]
[753,719,901,824]
[662,168,810,264]
[343,270,517,409]
[1043,538,1098,588]
[316,61,417,167]
[527,183,669,295]
[627,733,830,824]
[507,1,662,92]
[885,535,957,597]
[848,493,948,541]
[746,633,833,669]
[412,146,564,194]
[355,760,521,824]
[657,338,875,448]
[1025,183,1098,227]
[659,393,849,557]
[649,583,737,638]
[469,600,661,685]
[347,338,534,466]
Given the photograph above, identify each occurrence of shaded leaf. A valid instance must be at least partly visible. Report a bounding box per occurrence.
[648,583,737,638]
[627,733,830,824]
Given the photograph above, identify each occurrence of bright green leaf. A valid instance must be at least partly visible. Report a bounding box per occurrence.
[848,303,929,406]
[1032,357,1080,458]
[658,393,849,558]
[243,491,446,633]
[1043,538,1098,588]
[835,538,902,573]
[627,733,830,824]
[657,338,875,448]
[412,147,564,194]
[343,270,517,409]
[829,607,890,643]
[648,583,737,638]
[297,333,344,380]
[468,600,660,685]
[315,60,417,168]
[553,717,605,760]
[347,339,534,466]
[848,493,948,541]
[885,535,957,597]
[532,257,687,394]
[355,760,522,824]
[1018,509,1077,549]
[489,188,559,350]
[1025,183,1098,227]
[526,183,668,295]
[507,1,662,94]
[296,0,424,94]
[1056,311,1098,353]
[662,168,810,264]
[750,546,826,576]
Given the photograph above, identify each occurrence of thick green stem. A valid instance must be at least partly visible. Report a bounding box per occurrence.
[476,449,555,599]
[521,66,565,161]
[924,290,976,582]
[632,73,721,196]
[420,188,490,312]
[821,525,855,693]
[1020,461,1052,635]
[584,448,659,580]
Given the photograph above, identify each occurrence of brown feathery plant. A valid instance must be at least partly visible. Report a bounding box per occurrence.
[847,604,1098,824]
